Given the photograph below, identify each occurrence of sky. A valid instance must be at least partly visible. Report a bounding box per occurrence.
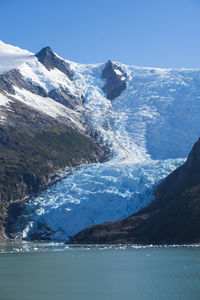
[0,0,200,68]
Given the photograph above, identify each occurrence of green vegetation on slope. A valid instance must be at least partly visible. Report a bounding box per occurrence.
[0,124,104,238]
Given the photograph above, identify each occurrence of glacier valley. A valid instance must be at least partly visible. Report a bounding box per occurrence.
[1,41,200,241]
[21,62,200,240]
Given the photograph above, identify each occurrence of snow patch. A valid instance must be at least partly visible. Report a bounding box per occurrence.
[114,69,123,76]
[0,93,11,106]
[19,60,78,96]
[12,87,84,130]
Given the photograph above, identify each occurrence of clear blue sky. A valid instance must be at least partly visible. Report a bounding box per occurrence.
[0,0,200,68]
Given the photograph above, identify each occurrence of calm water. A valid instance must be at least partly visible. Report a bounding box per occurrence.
[0,243,200,300]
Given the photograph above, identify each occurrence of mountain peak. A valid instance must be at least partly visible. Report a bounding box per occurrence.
[35,47,73,80]
[101,60,127,100]
[105,59,113,66]
[35,46,54,59]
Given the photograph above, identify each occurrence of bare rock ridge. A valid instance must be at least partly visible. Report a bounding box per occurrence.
[0,69,47,96]
[48,87,83,110]
[0,67,80,111]
[102,60,127,100]
[35,46,73,80]
[69,138,200,244]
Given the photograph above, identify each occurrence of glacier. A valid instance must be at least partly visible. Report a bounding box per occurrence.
[21,60,200,240]
[23,159,183,240]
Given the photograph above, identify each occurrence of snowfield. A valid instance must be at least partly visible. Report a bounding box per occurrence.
[1,41,200,240]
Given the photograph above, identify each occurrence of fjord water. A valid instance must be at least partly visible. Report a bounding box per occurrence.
[0,244,200,300]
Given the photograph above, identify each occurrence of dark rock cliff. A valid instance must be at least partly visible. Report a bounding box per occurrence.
[35,47,73,80]
[102,60,127,100]
[48,87,83,109]
[70,139,200,244]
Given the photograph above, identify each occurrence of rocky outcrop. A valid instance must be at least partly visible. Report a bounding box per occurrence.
[48,87,83,109]
[70,139,200,244]
[0,69,47,96]
[0,67,82,112]
[35,47,73,80]
[102,60,127,100]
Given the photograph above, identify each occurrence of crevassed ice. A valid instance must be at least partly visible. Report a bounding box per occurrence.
[24,159,183,240]
[22,61,200,240]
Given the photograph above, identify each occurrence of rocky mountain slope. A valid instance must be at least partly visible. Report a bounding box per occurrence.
[70,138,200,244]
[0,41,110,238]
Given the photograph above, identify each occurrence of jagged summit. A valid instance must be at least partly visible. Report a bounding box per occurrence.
[101,59,127,100]
[35,46,73,80]
[35,46,54,62]
[103,60,114,69]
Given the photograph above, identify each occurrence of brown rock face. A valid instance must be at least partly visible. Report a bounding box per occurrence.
[70,139,200,244]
